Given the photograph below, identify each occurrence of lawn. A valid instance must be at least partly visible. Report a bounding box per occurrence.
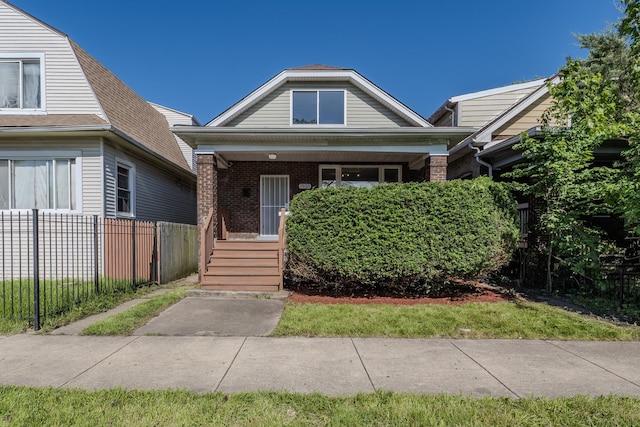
[273,300,640,340]
[0,386,638,426]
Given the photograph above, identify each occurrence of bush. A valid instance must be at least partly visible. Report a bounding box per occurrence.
[285,178,519,296]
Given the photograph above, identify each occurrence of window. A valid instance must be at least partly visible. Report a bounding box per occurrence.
[0,158,76,210]
[292,90,345,125]
[319,165,402,188]
[0,58,42,109]
[116,162,134,216]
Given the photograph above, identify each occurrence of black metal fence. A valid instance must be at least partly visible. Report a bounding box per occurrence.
[0,210,196,330]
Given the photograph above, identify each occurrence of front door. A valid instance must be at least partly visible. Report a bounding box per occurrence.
[260,175,290,236]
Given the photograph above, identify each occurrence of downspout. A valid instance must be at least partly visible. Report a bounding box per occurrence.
[470,139,493,178]
[444,104,456,126]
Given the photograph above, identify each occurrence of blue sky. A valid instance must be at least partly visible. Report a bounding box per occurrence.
[10,0,625,123]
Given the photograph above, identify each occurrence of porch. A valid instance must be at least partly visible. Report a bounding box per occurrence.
[199,207,287,291]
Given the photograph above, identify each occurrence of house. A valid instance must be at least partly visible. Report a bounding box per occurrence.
[428,77,551,179]
[174,65,476,290]
[0,1,198,286]
[0,0,197,224]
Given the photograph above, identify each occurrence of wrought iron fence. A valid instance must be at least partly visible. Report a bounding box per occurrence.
[0,210,196,330]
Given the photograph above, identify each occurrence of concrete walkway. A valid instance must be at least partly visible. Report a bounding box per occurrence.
[1,334,639,397]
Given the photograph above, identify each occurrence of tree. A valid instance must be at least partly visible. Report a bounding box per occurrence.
[508,2,640,291]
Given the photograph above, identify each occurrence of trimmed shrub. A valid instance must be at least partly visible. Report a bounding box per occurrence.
[285,178,519,296]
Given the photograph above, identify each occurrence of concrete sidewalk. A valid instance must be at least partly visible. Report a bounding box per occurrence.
[1,334,639,397]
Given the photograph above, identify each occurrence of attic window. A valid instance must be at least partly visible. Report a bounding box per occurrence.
[0,58,42,110]
[292,90,345,125]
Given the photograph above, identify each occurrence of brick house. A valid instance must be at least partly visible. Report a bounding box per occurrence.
[174,65,475,290]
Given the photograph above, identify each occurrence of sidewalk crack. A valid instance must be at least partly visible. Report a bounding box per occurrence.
[449,341,520,398]
[215,336,246,392]
[351,338,376,393]
[58,336,141,388]
[547,341,640,389]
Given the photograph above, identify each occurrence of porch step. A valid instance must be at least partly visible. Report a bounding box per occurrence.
[202,239,282,291]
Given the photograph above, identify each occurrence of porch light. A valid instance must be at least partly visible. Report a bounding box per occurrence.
[268,153,277,160]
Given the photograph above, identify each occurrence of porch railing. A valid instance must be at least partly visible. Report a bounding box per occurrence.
[200,208,215,280]
[277,208,287,291]
[217,207,230,241]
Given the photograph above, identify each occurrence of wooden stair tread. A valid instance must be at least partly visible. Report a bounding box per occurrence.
[215,241,279,250]
[209,258,279,267]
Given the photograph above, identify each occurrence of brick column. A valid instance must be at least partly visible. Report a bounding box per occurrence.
[428,155,448,182]
[196,154,218,231]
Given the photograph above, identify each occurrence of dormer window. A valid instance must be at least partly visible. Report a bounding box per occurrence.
[0,56,42,110]
[292,90,345,125]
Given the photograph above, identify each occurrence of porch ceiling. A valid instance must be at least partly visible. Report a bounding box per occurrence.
[214,150,427,166]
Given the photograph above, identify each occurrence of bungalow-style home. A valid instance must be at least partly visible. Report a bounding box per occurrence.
[0,0,197,224]
[174,65,476,290]
[428,77,551,180]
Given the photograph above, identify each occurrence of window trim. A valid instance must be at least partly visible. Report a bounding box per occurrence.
[318,164,402,188]
[0,151,82,212]
[0,53,46,114]
[290,89,347,126]
[115,159,136,218]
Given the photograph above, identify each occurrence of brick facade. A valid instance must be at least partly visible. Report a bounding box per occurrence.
[448,151,481,180]
[196,154,217,230]
[428,155,447,182]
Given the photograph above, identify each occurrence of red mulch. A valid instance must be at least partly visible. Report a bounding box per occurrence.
[288,287,515,306]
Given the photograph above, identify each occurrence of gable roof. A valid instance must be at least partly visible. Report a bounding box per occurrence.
[207,66,431,128]
[0,1,191,173]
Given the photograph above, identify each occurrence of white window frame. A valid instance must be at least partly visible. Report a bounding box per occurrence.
[0,53,46,114]
[290,89,346,126]
[115,159,135,218]
[0,150,82,212]
[318,164,402,188]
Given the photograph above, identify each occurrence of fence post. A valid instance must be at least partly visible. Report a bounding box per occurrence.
[93,215,99,293]
[153,222,159,284]
[32,209,40,331]
[619,263,625,310]
[131,219,136,290]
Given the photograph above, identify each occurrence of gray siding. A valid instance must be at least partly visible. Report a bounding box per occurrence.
[0,139,103,216]
[0,3,103,116]
[225,82,414,128]
[458,88,538,128]
[103,144,196,224]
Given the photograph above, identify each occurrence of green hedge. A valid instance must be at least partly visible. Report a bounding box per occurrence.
[285,178,519,295]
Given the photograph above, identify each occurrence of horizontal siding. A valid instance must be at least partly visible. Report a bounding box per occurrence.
[0,4,103,116]
[226,81,413,128]
[493,94,552,138]
[150,104,195,170]
[0,139,103,216]
[104,145,196,224]
[458,87,540,127]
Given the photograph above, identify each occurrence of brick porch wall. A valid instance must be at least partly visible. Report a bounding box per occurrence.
[428,156,447,182]
[196,154,218,230]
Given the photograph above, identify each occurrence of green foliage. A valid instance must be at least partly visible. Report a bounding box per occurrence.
[285,179,519,295]
[1,387,640,427]
[274,300,640,340]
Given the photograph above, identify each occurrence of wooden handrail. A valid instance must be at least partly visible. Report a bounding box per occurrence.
[277,208,287,290]
[199,208,215,279]
[217,207,230,240]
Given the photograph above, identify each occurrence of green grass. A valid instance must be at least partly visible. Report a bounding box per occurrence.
[81,287,189,335]
[0,386,638,426]
[273,300,640,340]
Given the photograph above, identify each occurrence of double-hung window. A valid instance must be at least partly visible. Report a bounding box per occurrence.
[0,56,43,110]
[0,158,77,210]
[292,90,345,125]
[116,162,134,216]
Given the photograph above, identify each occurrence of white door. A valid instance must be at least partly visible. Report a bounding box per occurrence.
[260,175,290,236]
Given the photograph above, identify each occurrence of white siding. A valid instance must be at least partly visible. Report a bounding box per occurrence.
[150,104,195,170]
[0,3,103,116]
[103,144,196,224]
[458,88,538,127]
[0,139,103,216]
[226,82,414,128]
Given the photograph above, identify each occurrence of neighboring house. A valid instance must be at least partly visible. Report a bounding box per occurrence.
[174,65,476,290]
[0,1,199,286]
[429,77,551,179]
[0,1,197,224]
